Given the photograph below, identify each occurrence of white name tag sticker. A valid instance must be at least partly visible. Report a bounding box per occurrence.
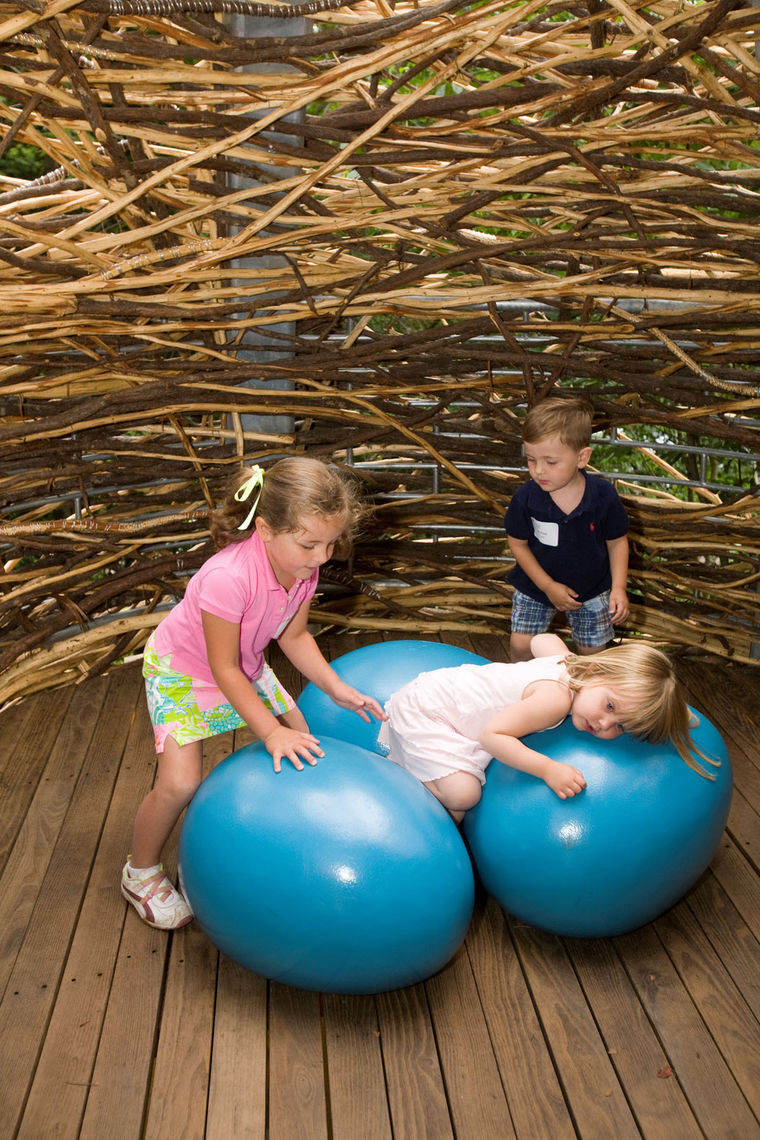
[531,518,559,546]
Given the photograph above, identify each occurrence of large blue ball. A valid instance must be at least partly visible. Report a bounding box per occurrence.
[298,639,489,753]
[464,711,732,937]
[180,736,474,992]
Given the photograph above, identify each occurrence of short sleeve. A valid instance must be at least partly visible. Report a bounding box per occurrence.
[196,565,248,623]
[600,485,629,539]
[504,488,531,539]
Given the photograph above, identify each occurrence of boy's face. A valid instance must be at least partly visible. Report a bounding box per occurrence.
[524,433,592,495]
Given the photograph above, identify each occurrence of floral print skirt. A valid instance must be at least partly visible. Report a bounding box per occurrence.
[142,634,295,753]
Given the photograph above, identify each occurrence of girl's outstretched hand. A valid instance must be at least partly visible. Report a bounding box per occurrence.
[264,726,324,773]
[545,759,586,799]
[330,680,387,723]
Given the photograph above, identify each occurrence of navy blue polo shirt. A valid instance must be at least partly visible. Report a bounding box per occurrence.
[504,473,629,605]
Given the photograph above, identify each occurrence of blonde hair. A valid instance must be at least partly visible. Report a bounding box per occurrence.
[523,396,594,452]
[210,457,369,555]
[565,643,719,778]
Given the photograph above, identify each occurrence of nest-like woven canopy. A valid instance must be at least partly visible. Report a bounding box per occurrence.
[0,0,758,703]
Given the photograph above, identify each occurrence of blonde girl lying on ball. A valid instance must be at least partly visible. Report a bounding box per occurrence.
[378,633,716,823]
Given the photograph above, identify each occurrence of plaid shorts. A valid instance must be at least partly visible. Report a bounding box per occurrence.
[142,636,295,753]
[511,588,614,648]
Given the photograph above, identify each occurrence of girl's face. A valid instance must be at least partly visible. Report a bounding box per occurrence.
[571,682,629,740]
[257,512,347,588]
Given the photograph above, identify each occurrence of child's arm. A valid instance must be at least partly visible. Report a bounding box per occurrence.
[606,535,630,624]
[278,601,386,723]
[507,536,582,611]
[530,633,568,658]
[202,610,324,772]
[479,681,586,798]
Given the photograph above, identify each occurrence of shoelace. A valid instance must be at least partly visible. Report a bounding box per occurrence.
[139,870,174,901]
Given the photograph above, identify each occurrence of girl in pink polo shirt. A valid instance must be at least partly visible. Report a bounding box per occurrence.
[122,457,386,930]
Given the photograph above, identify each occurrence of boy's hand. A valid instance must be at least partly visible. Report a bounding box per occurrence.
[264,726,323,773]
[545,759,586,799]
[608,588,630,624]
[545,581,582,612]
[330,680,387,723]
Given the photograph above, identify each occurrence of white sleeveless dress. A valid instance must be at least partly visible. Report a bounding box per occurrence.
[377,655,569,785]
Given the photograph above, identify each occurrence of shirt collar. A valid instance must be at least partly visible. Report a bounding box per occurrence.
[524,471,590,516]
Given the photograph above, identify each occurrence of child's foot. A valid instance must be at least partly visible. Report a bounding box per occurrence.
[121,859,193,929]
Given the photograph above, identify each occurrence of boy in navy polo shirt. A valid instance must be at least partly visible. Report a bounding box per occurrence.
[505,396,630,661]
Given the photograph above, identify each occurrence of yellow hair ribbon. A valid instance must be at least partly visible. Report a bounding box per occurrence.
[234,465,265,530]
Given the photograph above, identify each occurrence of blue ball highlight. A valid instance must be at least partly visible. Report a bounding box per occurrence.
[463,710,732,937]
[297,638,489,753]
[180,735,474,993]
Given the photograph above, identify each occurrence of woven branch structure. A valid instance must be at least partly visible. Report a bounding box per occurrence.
[1,0,759,703]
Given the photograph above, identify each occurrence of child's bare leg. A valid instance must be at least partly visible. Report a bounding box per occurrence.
[425,770,482,823]
[131,737,203,867]
[575,642,607,656]
[509,632,534,662]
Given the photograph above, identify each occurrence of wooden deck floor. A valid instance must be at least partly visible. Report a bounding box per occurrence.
[2,632,760,1140]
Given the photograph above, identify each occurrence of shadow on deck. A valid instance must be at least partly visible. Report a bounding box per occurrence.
[1,632,759,1139]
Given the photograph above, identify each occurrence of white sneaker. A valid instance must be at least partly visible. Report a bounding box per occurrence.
[177,863,194,918]
[121,860,193,929]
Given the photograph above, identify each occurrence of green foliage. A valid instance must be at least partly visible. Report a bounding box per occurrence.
[0,141,55,181]
[590,422,758,499]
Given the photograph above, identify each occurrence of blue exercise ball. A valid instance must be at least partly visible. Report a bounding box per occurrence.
[463,710,732,937]
[298,639,490,753]
[180,735,474,993]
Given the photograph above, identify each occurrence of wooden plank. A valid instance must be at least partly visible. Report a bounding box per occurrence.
[678,661,760,753]
[709,832,760,941]
[677,661,760,807]
[206,957,268,1140]
[468,632,510,663]
[614,923,760,1138]
[15,666,145,1140]
[569,937,703,1139]
[316,631,382,679]
[728,740,760,814]
[143,725,236,1139]
[78,919,170,1140]
[143,922,218,1140]
[376,983,454,1140]
[0,676,109,1138]
[83,712,239,1139]
[425,943,516,1140]
[0,687,73,873]
[509,920,641,1139]
[654,899,760,1120]
[3,645,760,1140]
[716,662,760,709]
[268,640,308,704]
[268,983,328,1140]
[0,679,101,999]
[77,695,175,1140]
[466,898,576,1140]
[323,993,393,1140]
[726,788,760,875]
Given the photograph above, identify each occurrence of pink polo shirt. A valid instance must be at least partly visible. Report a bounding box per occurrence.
[152,530,318,685]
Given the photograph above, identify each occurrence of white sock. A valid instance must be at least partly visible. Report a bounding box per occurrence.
[127,861,162,880]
